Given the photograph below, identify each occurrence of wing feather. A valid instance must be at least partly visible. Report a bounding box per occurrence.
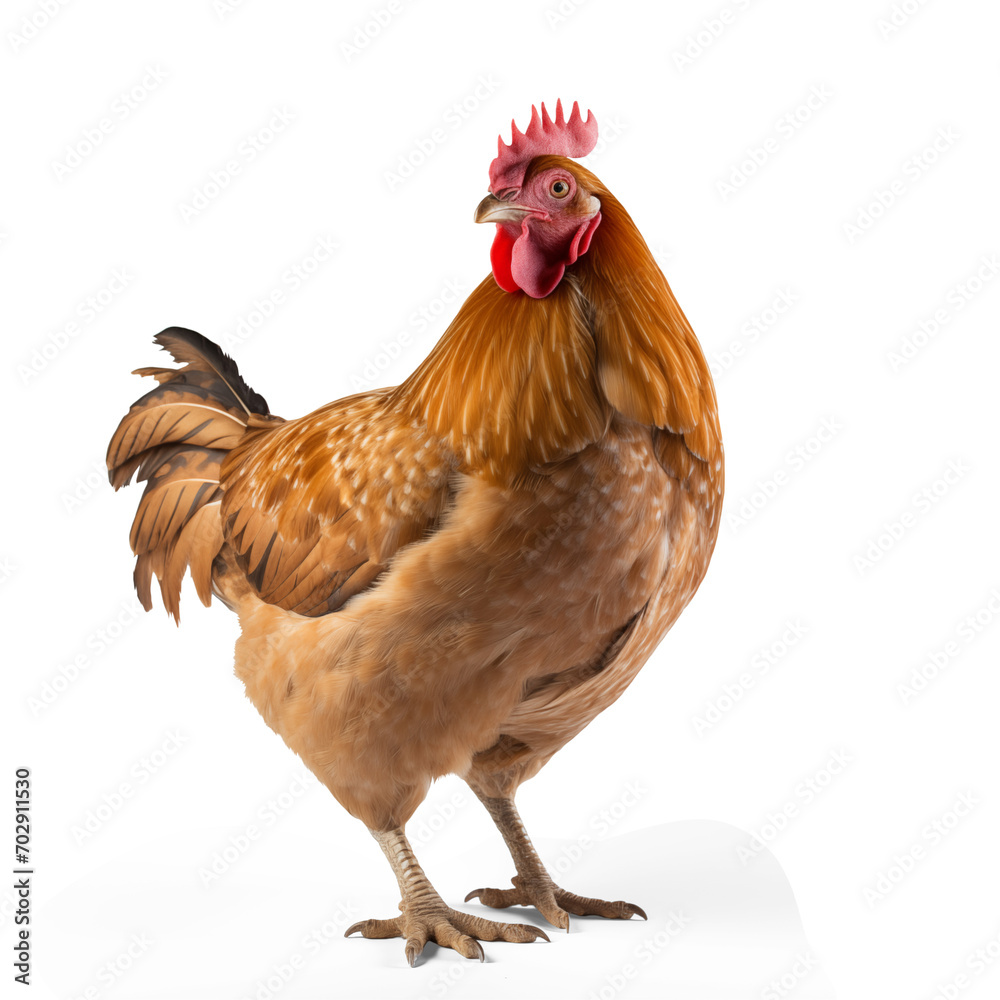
[219,392,455,617]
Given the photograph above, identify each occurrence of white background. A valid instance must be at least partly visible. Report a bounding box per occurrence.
[3,0,999,997]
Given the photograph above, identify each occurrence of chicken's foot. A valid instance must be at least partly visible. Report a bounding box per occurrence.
[466,792,647,930]
[345,826,549,965]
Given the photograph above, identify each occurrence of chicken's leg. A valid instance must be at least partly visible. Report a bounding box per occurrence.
[465,792,647,930]
[345,826,548,965]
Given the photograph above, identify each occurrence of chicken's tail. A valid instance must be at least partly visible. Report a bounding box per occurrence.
[106,327,274,621]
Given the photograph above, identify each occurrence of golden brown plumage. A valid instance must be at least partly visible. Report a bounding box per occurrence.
[107,111,723,963]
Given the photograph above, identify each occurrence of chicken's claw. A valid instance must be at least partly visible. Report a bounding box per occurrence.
[466,875,647,930]
[345,902,548,965]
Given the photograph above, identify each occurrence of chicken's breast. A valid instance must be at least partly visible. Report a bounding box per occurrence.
[231,415,721,828]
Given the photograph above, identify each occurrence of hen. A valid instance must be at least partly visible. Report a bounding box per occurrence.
[107,100,724,964]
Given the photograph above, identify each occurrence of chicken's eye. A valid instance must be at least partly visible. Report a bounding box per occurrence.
[550,179,570,199]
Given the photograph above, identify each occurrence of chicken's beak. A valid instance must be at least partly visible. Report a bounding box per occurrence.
[474,193,535,224]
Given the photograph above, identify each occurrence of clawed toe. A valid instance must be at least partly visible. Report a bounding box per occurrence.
[555,889,647,921]
[464,886,521,907]
[344,917,402,939]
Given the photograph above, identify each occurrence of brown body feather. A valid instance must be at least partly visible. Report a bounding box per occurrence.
[107,157,723,832]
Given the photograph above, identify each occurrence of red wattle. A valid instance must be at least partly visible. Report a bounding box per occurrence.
[491,211,601,298]
[571,211,601,262]
[490,226,521,294]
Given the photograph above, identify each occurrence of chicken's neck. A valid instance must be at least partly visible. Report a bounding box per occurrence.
[394,194,721,484]
[394,274,606,483]
[577,189,722,467]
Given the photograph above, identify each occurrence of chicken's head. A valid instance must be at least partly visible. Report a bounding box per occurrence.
[475,101,602,299]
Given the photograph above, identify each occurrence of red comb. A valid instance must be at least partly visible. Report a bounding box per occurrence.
[489,100,599,193]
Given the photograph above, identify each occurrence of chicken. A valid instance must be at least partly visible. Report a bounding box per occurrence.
[107,100,724,965]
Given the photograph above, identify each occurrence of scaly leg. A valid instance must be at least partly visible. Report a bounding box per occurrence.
[345,825,549,965]
[465,792,646,930]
